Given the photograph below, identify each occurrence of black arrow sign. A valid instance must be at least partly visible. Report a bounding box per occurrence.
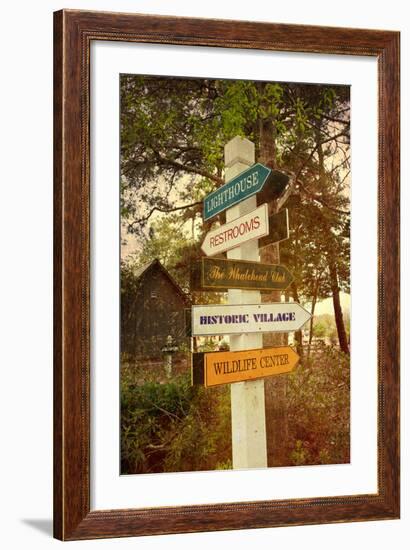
[258,208,289,248]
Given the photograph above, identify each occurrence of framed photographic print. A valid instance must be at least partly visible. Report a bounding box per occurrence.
[54,9,400,540]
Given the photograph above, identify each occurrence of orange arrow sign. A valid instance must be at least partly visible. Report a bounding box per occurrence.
[192,346,300,387]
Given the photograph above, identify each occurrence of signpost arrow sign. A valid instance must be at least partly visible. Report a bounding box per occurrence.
[191,302,311,336]
[256,170,292,208]
[201,203,268,257]
[191,257,294,292]
[259,208,289,248]
[192,346,300,387]
[204,163,271,221]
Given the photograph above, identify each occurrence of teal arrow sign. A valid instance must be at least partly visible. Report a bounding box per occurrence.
[204,163,271,221]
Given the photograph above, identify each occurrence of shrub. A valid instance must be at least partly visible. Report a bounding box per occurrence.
[121,369,231,474]
[286,344,350,466]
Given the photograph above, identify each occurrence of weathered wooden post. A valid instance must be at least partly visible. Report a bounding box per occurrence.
[224,136,267,469]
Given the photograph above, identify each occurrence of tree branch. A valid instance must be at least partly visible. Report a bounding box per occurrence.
[153,149,223,185]
[322,110,350,124]
[296,178,350,215]
[129,199,203,228]
[294,130,350,181]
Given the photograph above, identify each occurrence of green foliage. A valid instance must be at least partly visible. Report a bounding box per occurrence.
[215,459,233,470]
[312,321,327,339]
[286,345,350,466]
[129,213,192,288]
[138,214,188,266]
[312,314,342,340]
[120,77,349,235]
[121,366,232,474]
[290,440,310,466]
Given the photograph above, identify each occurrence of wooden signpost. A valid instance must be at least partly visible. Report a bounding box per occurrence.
[200,203,268,257]
[192,346,300,387]
[192,136,298,470]
[191,257,294,292]
[191,302,311,336]
[223,137,267,469]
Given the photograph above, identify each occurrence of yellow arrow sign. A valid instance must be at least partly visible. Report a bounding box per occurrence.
[192,346,300,387]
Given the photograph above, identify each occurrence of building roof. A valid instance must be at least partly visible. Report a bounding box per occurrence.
[134,258,190,304]
[134,259,156,280]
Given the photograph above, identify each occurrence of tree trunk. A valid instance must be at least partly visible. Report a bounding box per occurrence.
[307,276,320,358]
[329,260,349,354]
[315,127,349,355]
[290,281,303,357]
[257,89,289,466]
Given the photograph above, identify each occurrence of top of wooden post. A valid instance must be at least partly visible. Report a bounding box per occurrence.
[224,136,255,168]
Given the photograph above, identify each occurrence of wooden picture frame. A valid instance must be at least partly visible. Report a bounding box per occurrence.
[54,9,400,540]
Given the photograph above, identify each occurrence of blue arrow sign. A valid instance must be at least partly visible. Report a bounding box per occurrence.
[203,163,271,221]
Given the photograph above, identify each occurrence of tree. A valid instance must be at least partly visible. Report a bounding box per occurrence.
[126,212,192,288]
[278,90,351,353]
[120,75,351,316]
[120,76,350,234]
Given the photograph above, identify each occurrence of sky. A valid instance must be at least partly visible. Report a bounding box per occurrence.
[308,293,350,316]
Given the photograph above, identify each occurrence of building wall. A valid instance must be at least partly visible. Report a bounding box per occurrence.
[121,267,189,357]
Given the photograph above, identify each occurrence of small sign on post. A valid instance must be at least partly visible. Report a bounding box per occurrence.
[203,163,271,221]
[256,170,292,208]
[191,257,294,292]
[259,208,289,248]
[191,302,311,336]
[192,346,300,387]
[200,203,268,257]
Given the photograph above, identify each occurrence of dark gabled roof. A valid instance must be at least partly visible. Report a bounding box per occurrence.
[134,258,190,304]
[134,260,156,280]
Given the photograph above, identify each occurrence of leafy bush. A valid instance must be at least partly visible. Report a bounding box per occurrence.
[121,368,231,474]
[286,344,350,466]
